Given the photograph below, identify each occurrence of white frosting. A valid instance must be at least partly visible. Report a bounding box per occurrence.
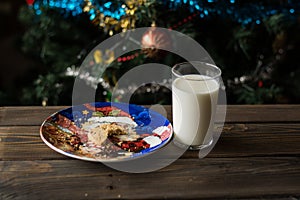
[87,116,137,127]
[143,136,162,147]
[152,126,169,135]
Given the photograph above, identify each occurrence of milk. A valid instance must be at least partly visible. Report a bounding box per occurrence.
[172,75,219,147]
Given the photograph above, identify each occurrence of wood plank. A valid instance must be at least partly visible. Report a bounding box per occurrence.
[0,126,66,161]
[1,123,300,161]
[225,105,300,123]
[0,106,68,126]
[1,157,299,199]
[1,105,300,126]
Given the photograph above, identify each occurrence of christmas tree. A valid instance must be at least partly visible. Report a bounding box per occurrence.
[13,0,300,105]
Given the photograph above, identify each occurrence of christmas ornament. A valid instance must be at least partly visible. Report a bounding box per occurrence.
[93,49,115,64]
[93,50,103,64]
[141,27,172,58]
[26,0,35,6]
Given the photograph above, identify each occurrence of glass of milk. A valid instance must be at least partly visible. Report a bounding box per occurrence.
[172,61,221,150]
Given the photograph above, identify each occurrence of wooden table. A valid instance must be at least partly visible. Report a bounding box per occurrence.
[1,105,300,199]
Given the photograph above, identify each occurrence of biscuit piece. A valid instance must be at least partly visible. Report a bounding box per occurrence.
[88,123,127,146]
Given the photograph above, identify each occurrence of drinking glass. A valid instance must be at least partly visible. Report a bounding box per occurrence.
[172,61,221,150]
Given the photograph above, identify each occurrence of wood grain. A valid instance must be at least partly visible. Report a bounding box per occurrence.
[1,105,300,126]
[1,157,299,200]
[0,106,68,126]
[1,123,300,161]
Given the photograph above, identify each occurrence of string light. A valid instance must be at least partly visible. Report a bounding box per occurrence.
[117,53,139,62]
[30,0,300,26]
[169,12,199,30]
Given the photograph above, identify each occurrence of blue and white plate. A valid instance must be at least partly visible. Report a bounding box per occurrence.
[40,102,173,162]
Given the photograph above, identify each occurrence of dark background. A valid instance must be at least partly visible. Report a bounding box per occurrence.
[1,0,300,106]
[0,0,35,104]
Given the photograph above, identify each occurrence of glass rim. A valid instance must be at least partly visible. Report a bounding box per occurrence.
[172,61,222,81]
